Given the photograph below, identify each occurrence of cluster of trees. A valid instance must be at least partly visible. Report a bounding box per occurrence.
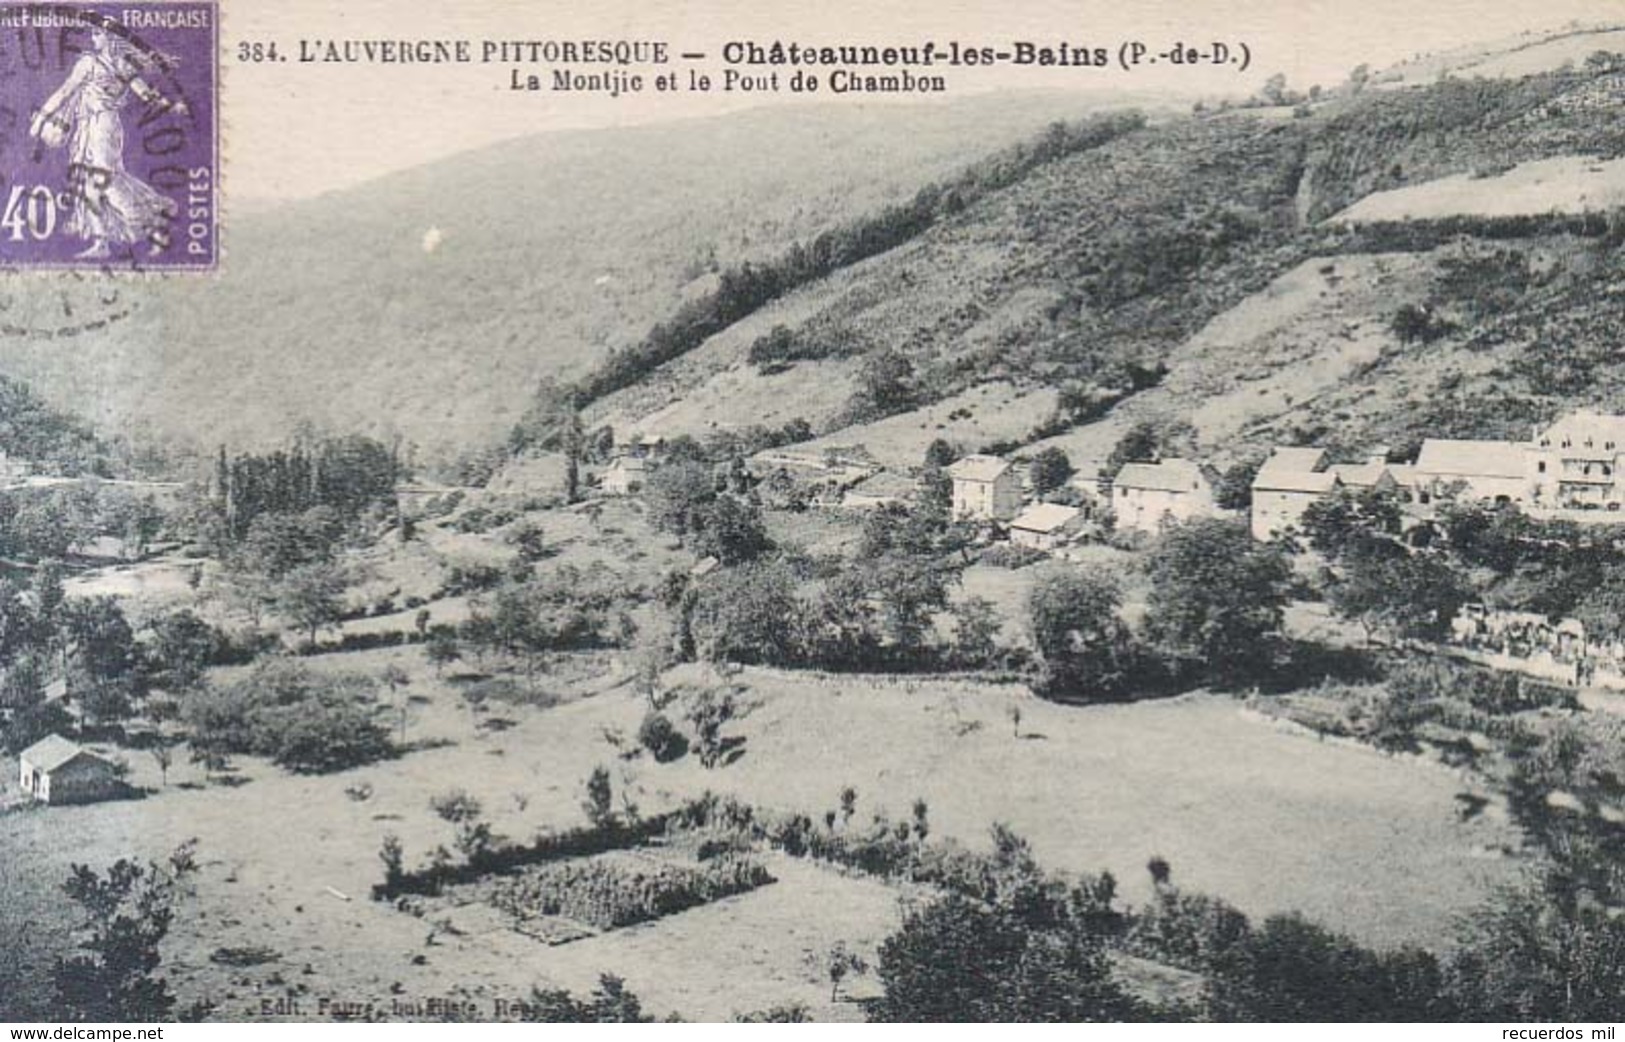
[206,435,399,545]
[1296,489,1625,650]
[180,658,392,774]
[0,483,166,563]
[0,374,109,476]
[0,568,150,751]
[454,564,637,685]
[1300,488,1469,646]
[673,502,983,674]
[1026,519,1293,701]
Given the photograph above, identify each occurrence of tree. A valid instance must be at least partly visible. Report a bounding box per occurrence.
[266,689,393,774]
[149,610,219,692]
[686,686,739,768]
[951,596,1002,668]
[1214,456,1264,511]
[1144,519,1291,681]
[508,521,547,563]
[65,597,142,727]
[1261,72,1291,104]
[582,765,616,828]
[854,348,916,417]
[425,628,461,676]
[149,742,174,787]
[1301,488,1404,559]
[561,404,585,504]
[923,438,959,469]
[690,560,801,665]
[1026,567,1135,700]
[431,789,494,863]
[637,711,686,762]
[522,975,654,1023]
[381,664,412,742]
[1447,877,1625,1021]
[1206,913,1452,1021]
[644,460,718,539]
[2,700,73,754]
[1327,550,1467,645]
[1029,447,1075,498]
[51,842,199,1022]
[692,495,772,566]
[826,941,869,1002]
[273,563,348,649]
[872,889,1136,1022]
[1105,420,1162,480]
[1,652,46,713]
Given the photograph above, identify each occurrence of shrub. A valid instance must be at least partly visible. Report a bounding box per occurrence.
[180,660,391,774]
[637,711,687,763]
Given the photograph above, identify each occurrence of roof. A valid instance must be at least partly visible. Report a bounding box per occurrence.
[19,734,106,773]
[1327,462,1390,488]
[1415,439,1526,480]
[1252,447,1331,492]
[1386,463,1420,487]
[947,454,1013,483]
[1537,411,1625,453]
[1115,458,1208,494]
[1010,503,1082,533]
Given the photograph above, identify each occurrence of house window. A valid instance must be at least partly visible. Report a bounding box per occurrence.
[1538,461,1547,473]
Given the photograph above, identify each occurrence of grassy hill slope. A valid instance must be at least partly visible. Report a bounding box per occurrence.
[0,93,1120,462]
[582,56,1625,472]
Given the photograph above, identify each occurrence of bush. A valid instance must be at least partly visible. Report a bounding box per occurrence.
[180,660,392,774]
[637,711,687,762]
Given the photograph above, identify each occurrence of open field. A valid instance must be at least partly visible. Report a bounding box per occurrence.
[0,648,1525,1020]
[1333,156,1625,223]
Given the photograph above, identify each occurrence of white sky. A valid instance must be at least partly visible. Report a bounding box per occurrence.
[225,0,1625,200]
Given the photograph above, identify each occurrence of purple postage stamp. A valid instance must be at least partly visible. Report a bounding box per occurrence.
[0,2,217,271]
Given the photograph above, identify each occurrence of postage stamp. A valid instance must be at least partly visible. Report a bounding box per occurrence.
[0,2,217,271]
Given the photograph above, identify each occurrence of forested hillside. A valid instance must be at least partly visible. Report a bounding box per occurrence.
[573,53,1625,471]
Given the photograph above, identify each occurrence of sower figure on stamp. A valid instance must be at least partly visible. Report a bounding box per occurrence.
[28,23,187,259]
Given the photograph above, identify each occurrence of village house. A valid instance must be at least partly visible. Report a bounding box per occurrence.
[1250,447,1336,540]
[1412,438,1529,506]
[1008,503,1085,551]
[1113,458,1214,534]
[947,454,1023,521]
[17,734,121,806]
[602,454,649,495]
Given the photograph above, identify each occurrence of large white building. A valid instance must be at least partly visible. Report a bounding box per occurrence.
[1526,411,1625,512]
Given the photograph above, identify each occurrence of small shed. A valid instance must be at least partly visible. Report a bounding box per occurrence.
[1009,503,1084,551]
[17,734,121,806]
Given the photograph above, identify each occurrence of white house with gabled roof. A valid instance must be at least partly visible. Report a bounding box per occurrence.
[1113,458,1214,533]
[17,734,120,805]
[947,455,1022,521]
